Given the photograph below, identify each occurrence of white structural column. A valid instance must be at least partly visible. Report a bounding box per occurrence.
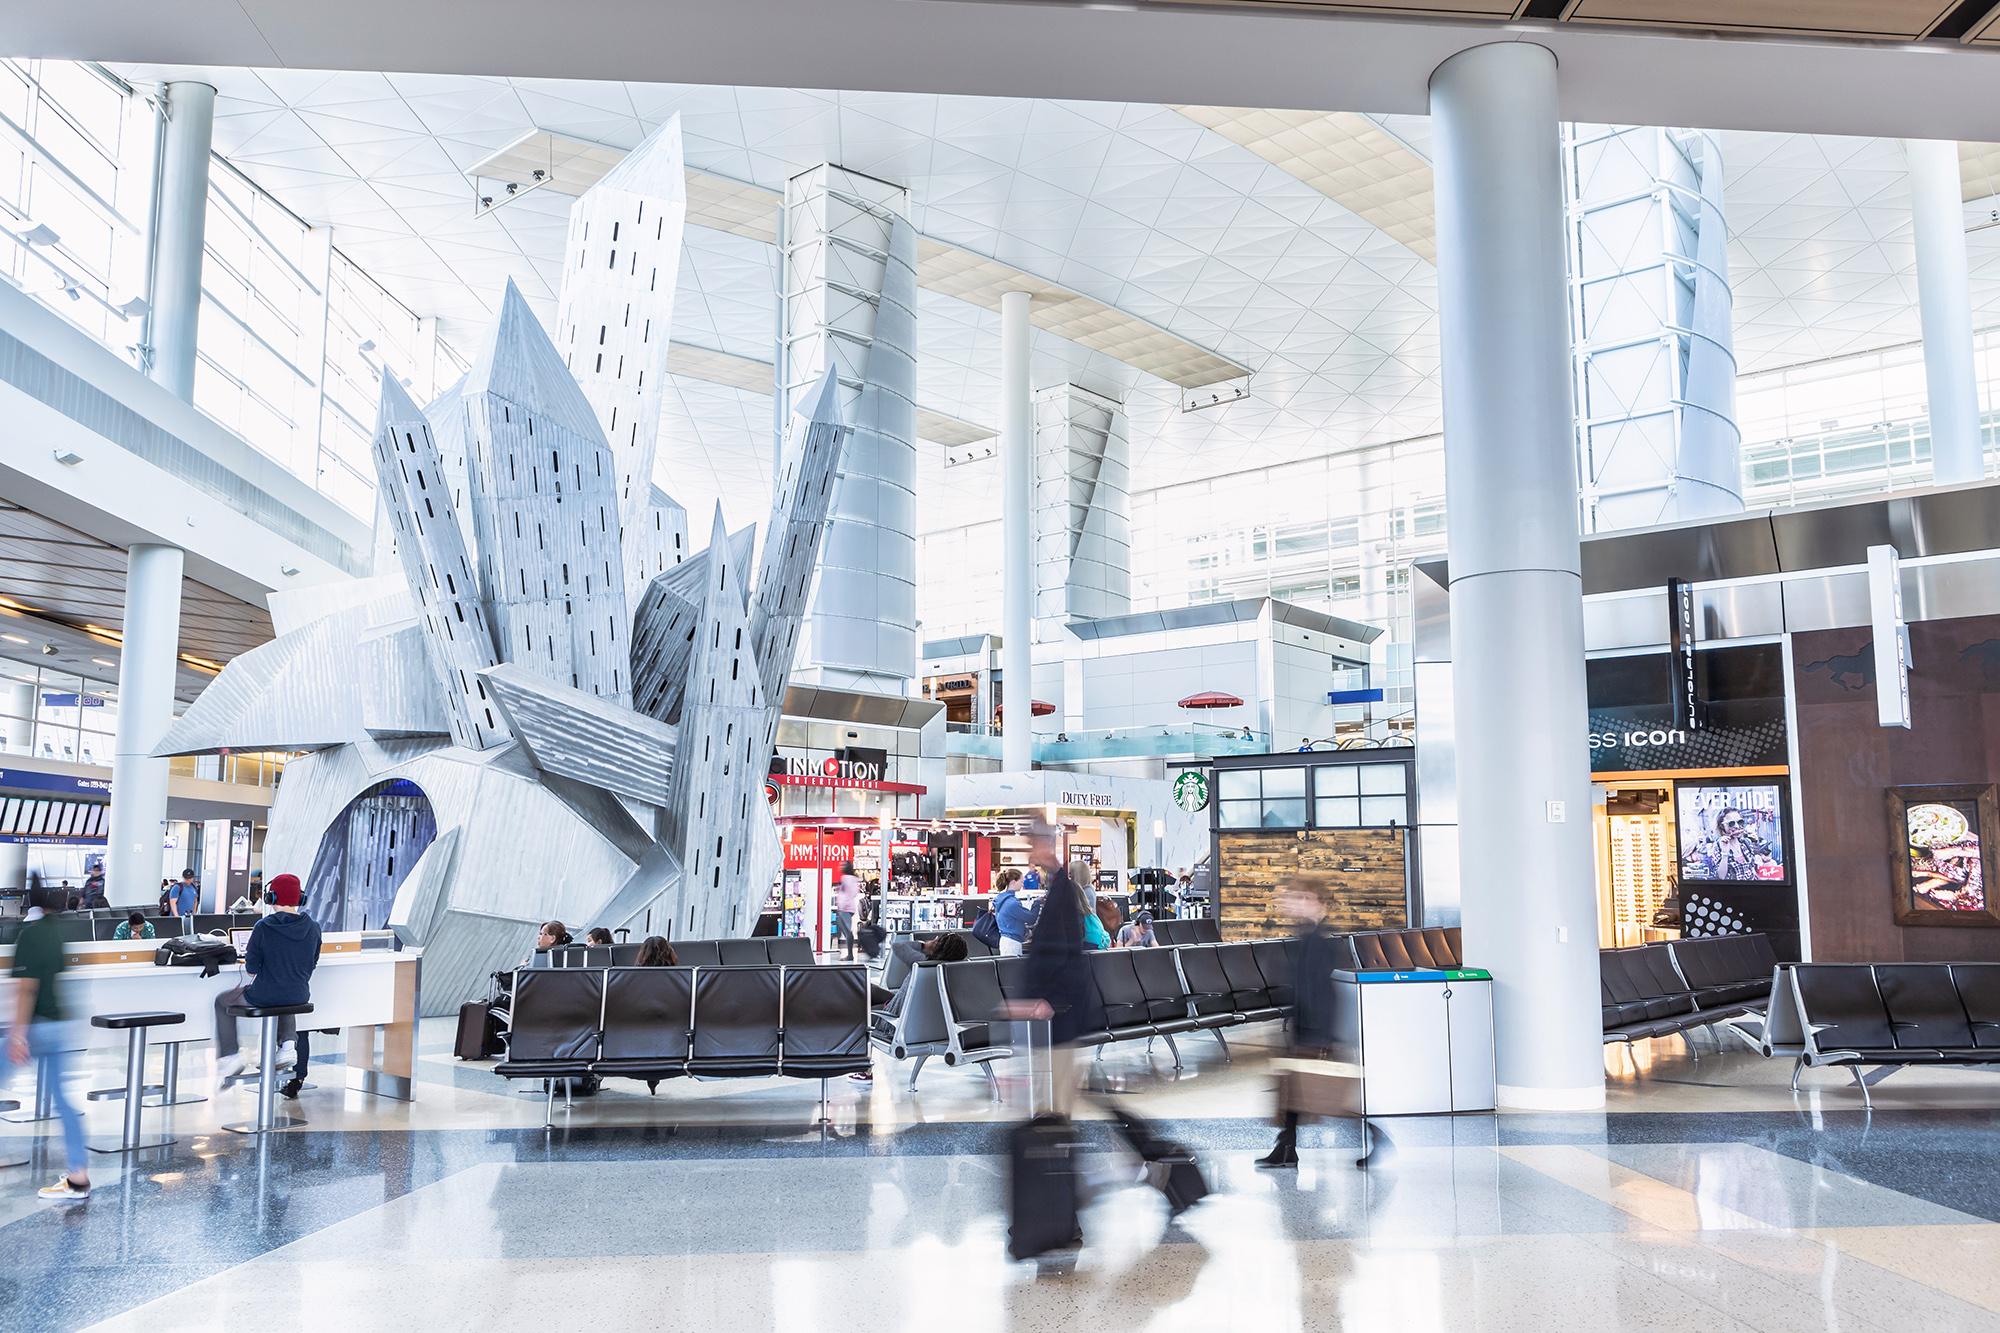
[1906,139,1984,485]
[1000,290,1034,774]
[107,544,185,905]
[1431,43,1604,1110]
[1567,126,1742,530]
[148,81,215,402]
[782,166,919,695]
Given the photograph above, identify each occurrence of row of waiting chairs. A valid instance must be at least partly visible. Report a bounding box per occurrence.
[1750,962,2000,1106]
[493,963,870,1124]
[534,936,819,969]
[874,941,1297,1091]
[1600,934,1779,1047]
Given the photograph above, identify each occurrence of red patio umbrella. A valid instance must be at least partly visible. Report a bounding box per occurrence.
[1177,691,1245,710]
[995,700,1058,717]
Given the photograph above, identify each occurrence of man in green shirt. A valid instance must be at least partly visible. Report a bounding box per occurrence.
[111,911,155,941]
[8,886,89,1200]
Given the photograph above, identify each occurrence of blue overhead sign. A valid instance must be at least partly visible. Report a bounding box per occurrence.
[1327,688,1384,705]
[0,768,112,796]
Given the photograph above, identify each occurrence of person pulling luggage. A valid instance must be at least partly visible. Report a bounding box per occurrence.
[1258,875,1392,1170]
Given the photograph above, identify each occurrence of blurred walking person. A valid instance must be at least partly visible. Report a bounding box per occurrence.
[1258,875,1390,1169]
[832,863,862,961]
[7,886,90,1200]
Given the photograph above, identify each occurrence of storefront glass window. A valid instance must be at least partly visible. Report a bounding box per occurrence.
[1262,767,1306,798]
[1219,799,1261,829]
[1358,763,1405,795]
[1315,766,1358,797]
[1360,795,1408,826]
[1316,796,1361,827]
[1218,769,1261,801]
[1261,799,1307,828]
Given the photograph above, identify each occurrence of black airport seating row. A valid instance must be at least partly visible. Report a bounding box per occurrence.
[535,936,818,969]
[1329,926,1463,972]
[870,941,1296,1090]
[1600,934,1779,1045]
[493,963,869,1123]
[1787,962,2000,1105]
[1150,918,1222,945]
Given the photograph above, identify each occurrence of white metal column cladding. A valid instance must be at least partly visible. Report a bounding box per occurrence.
[107,544,185,905]
[1032,383,1131,644]
[782,166,918,694]
[1431,42,1605,1110]
[1567,125,1742,531]
[148,81,215,402]
[1000,290,1033,773]
[1906,138,1985,486]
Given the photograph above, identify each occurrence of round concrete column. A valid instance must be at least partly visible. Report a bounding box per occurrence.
[149,81,216,402]
[107,544,185,906]
[1000,290,1034,774]
[1431,42,1604,1110]
[1906,139,1984,485]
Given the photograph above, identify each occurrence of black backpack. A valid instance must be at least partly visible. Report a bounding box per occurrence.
[154,937,237,978]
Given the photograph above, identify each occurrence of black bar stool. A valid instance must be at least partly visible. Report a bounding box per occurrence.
[224,1001,313,1134]
[88,1011,185,1154]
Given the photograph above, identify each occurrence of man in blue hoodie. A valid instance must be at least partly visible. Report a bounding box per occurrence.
[212,873,321,1098]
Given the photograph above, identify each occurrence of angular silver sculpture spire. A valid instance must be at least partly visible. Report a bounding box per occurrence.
[459,279,632,705]
[550,114,689,603]
[370,373,510,749]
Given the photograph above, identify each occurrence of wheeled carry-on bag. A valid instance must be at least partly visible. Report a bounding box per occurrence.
[454,1001,501,1060]
[1007,1018,1080,1261]
[1108,1106,1208,1216]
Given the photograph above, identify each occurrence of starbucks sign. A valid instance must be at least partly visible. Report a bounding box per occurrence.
[1172,771,1209,813]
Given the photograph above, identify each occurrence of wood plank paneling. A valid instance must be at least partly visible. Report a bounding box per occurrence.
[1217,828,1407,940]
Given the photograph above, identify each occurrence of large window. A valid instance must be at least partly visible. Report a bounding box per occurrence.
[1315,761,1408,829]
[1217,765,1308,829]
[0,60,148,349]
[1217,759,1411,831]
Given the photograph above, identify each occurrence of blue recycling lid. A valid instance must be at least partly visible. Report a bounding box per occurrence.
[1336,968,1491,983]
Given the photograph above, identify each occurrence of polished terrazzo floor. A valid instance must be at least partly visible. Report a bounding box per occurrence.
[4,1007,2000,1331]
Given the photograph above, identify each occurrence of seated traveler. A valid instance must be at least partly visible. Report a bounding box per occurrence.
[1116,910,1156,948]
[869,932,968,1010]
[634,936,677,967]
[586,927,614,947]
[1082,892,1110,950]
[113,911,155,941]
[855,932,968,1082]
[525,920,571,964]
[212,873,322,1100]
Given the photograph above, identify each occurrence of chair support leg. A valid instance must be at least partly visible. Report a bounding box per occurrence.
[1211,1028,1230,1062]
[545,1080,555,1128]
[907,1053,928,1091]
[1790,1057,1804,1092]
[1850,1064,1872,1109]
[818,1077,830,1126]
[1161,1032,1181,1070]
[981,1061,1000,1099]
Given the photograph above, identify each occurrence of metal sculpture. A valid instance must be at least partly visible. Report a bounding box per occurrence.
[154,117,850,1012]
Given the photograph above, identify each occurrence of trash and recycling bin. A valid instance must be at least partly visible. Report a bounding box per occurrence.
[1327,967,1496,1116]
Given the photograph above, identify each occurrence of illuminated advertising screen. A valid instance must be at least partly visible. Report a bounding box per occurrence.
[1675,782,1788,884]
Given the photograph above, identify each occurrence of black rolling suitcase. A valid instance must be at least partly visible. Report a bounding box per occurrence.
[454,1001,500,1060]
[1109,1106,1208,1216]
[1007,1019,1080,1260]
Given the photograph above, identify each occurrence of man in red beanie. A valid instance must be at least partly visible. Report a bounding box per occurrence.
[212,872,322,1098]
